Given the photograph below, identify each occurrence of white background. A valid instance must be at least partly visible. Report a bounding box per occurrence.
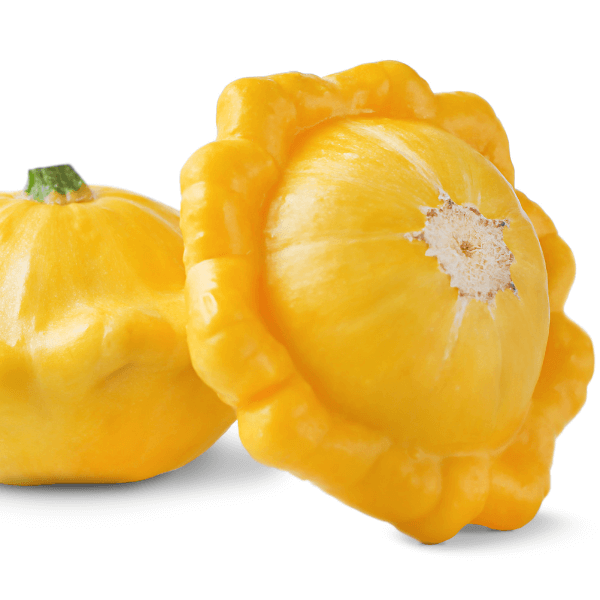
[1,1,598,598]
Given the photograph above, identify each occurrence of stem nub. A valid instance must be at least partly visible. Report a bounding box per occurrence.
[404,198,518,305]
[25,164,93,204]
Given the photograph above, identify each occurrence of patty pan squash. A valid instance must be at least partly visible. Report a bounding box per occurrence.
[0,165,235,485]
[179,62,594,544]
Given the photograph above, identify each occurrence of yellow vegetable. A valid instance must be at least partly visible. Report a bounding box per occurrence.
[180,62,594,543]
[0,165,235,485]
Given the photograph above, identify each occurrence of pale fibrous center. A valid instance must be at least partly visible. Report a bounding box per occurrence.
[405,198,518,304]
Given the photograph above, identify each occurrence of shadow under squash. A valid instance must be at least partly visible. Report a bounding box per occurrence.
[3,428,281,496]
[153,433,281,493]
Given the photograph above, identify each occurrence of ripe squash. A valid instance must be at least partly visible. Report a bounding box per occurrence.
[179,62,594,543]
[0,165,235,484]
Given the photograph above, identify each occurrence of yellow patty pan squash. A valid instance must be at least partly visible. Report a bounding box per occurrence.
[0,165,235,485]
[179,61,594,544]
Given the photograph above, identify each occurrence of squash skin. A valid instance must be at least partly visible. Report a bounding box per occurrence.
[262,117,549,456]
[180,61,594,543]
[0,185,235,484]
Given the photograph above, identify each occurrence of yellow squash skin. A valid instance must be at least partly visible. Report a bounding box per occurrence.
[180,61,594,544]
[0,177,235,485]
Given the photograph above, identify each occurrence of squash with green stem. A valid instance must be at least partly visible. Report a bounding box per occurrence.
[0,164,235,484]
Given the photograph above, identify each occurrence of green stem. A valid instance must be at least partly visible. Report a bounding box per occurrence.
[25,164,89,203]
